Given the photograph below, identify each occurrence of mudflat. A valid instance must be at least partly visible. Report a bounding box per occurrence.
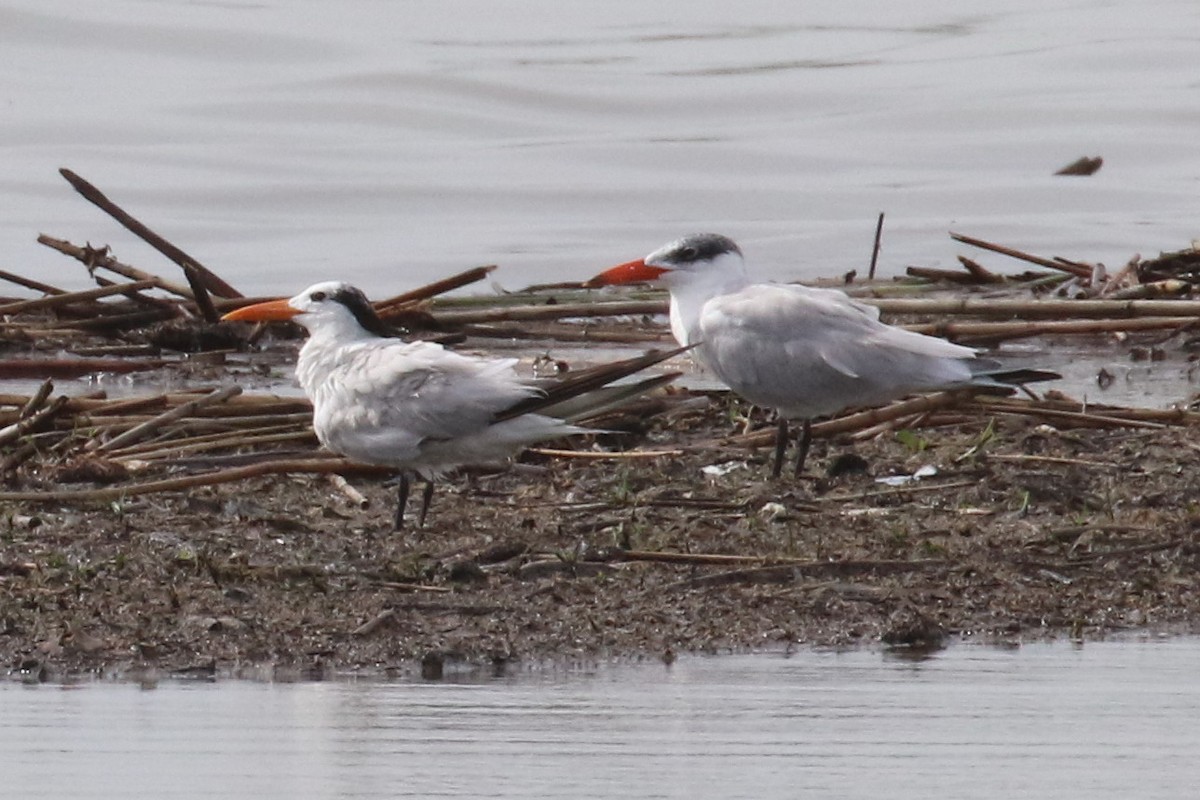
[4,389,1196,681]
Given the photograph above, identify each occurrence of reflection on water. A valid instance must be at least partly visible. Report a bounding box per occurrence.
[4,639,1199,799]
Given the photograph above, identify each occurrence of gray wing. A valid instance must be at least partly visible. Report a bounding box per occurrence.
[315,340,540,462]
[697,284,978,418]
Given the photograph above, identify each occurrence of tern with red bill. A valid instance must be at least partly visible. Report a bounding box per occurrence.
[585,233,1057,477]
[223,281,681,528]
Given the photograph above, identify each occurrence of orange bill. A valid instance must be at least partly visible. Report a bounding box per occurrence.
[583,259,670,288]
[221,299,299,322]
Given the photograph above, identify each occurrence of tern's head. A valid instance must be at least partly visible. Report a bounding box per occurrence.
[222,281,394,338]
[584,233,746,290]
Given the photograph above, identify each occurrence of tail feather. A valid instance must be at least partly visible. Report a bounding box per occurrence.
[971,366,1062,386]
[493,345,691,423]
[967,365,1061,397]
[542,371,681,423]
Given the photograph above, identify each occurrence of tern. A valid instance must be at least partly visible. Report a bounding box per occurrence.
[585,233,1057,477]
[223,281,681,529]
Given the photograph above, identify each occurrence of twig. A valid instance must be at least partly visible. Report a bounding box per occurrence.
[906,265,985,285]
[459,322,668,344]
[0,358,169,380]
[518,280,593,293]
[958,256,1004,284]
[431,299,669,326]
[327,474,369,509]
[619,549,945,571]
[0,441,40,474]
[374,265,497,310]
[972,396,1175,429]
[92,275,183,318]
[144,449,320,470]
[110,429,314,463]
[19,380,55,419]
[847,412,926,442]
[93,386,243,452]
[205,562,329,583]
[352,610,396,636]
[659,557,947,591]
[44,309,176,332]
[907,316,1200,343]
[0,395,71,447]
[1106,280,1191,301]
[1064,537,1182,564]
[868,212,884,280]
[987,454,1124,469]
[37,235,195,300]
[950,232,1094,279]
[22,391,308,418]
[0,457,391,503]
[818,479,980,504]
[106,420,312,458]
[58,168,242,302]
[70,344,163,358]
[78,407,303,440]
[0,269,67,296]
[873,296,1200,319]
[372,582,454,594]
[384,600,508,615]
[714,390,979,449]
[0,280,159,316]
[620,550,795,566]
[558,287,1200,326]
[80,395,169,417]
[526,447,685,459]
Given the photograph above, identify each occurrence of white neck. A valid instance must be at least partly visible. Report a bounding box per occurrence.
[294,314,375,395]
[663,251,750,346]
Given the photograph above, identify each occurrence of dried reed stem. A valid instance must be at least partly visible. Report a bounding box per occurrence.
[0,457,389,503]
[58,168,241,298]
[951,231,1094,278]
[93,386,243,452]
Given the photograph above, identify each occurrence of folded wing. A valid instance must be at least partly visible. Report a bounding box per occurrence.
[697,284,979,419]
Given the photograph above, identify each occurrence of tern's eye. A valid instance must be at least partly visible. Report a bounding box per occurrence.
[310,291,327,302]
[678,246,698,261]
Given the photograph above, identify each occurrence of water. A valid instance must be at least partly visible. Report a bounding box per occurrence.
[3,639,1199,798]
[2,1,1197,299]
[4,12,1199,793]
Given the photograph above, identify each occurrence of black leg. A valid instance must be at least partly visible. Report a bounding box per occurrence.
[417,480,435,528]
[793,419,813,477]
[771,417,789,479]
[395,472,411,531]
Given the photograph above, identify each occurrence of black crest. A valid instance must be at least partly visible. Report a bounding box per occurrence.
[659,233,741,266]
[329,285,397,338]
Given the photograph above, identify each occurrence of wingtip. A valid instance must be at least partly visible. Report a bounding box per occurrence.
[493,346,686,423]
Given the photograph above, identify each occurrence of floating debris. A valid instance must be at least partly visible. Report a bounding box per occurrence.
[1054,155,1104,176]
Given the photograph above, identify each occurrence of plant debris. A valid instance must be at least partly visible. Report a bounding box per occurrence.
[2,169,1200,680]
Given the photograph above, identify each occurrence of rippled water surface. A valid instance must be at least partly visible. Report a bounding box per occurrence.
[3,1,1197,297]
[4,14,1200,795]
[4,639,1200,799]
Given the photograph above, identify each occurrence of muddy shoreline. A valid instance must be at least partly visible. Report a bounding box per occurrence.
[4,172,1200,680]
[4,392,1199,682]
